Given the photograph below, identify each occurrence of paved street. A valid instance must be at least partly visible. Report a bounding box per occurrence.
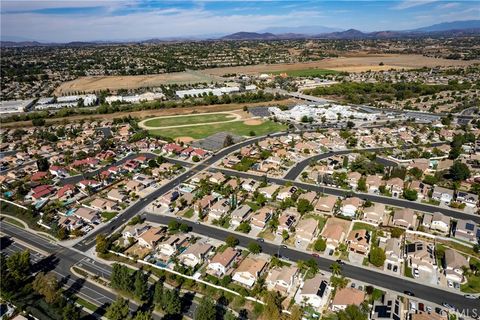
[144,213,478,311]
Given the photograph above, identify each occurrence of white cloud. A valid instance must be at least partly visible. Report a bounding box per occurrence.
[393,0,437,10]
[1,6,327,42]
[437,2,460,9]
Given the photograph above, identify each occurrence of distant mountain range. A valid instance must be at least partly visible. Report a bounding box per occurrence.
[2,20,479,47]
[221,20,480,40]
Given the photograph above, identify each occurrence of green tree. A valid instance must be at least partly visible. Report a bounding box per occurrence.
[337,304,368,320]
[162,289,182,315]
[357,177,367,192]
[403,189,418,201]
[153,281,164,305]
[195,296,216,320]
[450,161,471,181]
[168,220,180,231]
[32,272,60,304]
[369,247,386,267]
[262,291,281,320]
[297,198,313,214]
[62,302,80,320]
[225,235,239,247]
[331,276,349,289]
[132,311,152,320]
[6,250,30,282]
[133,270,148,301]
[237,222,251,233]
[36,156,50,171]
[314,238,326,252]
[223,135,234,147]
[96,234,108,254]
[105,297,130,320]
[330,262,342,275]
[247,242,262,254]
[390,227,404,238]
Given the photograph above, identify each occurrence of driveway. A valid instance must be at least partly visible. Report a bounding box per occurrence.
[348,251,366,265]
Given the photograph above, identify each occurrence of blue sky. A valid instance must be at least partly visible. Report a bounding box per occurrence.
[1,1,479,42]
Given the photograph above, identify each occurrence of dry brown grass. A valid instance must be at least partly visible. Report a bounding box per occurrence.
[243,119,263,125]
[203,54,479,75]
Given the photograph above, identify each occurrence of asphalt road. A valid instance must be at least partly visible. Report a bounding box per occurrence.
[74,131,290,252]
[144,213,479,311]
[59,152,192,186]
[284,141,447,180]
[0,222,199,319]
[215,167,480,224]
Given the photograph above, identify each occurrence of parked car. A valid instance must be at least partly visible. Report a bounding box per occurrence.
[413,269,419,278]
[403,290,415,296]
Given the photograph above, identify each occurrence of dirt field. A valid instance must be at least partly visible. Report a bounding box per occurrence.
[54,54,479,95]
[203,54,479,75]
[244,119,263,125]
[54,70,223,95]
[2,99,296,128]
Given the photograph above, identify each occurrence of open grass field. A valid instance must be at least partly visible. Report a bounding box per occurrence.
[143,113,236,128]
[149,120,287,139]
[271,68,341,77]
[1,99,297,128]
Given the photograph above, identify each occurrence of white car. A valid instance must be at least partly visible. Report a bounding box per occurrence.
[413,269,419,278]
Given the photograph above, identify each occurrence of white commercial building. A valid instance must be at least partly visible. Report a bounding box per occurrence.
[268,104,378,122]
[105,92,165,104]
[176,86,240,98]
[0,99,34,115]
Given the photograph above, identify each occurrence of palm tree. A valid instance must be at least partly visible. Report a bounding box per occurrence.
[330,262,342,275]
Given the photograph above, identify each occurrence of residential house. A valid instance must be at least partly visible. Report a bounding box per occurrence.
[363,203,385,225]
[366,175,383,194]
[347,172,362,190]
[206,247,240,277]
[321,222,346,251]
[405,241,436,273]
[90,198,117,211]
[427,212,451,233]
[370,293,403,320]
[385,178,404,198]
[178,242,212,268]
[331,287,365,312]
[276,186,297,201]
[295,274,331,309]
[241,179,260,192]
[74,207,100,224]
[125,180,143,193]
[265,265,298,295]
[258,185,279,200]
[295,218,318,243]
[230,205,252,228]
[107,188,127,202]
[158,190,180,207]
[443,248,469,284]
[347,229,371,255]
[298,191,317,204]
[454,219,480,243]
[232,256,267,288]
[276,211,297,235]
[137,227,164,249]
[384,238,402,273]
[314,195,337,215]
[392,209,416,229]
[456,191,478,208]
[340,197,362,218]
[56,184,76,201]
[58,216,83,231]
[122,223,150,239]
[208,199,231,220]
[251,207,273,229]
[156,234,189,259]
[432,186,454,204]
[195,194,214,216]
[409,180,430,200]
[209,172,226,185]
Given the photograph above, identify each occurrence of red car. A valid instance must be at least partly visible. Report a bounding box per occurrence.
[311,253,320,258]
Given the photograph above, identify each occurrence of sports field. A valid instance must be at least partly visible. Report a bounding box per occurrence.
[143,113,236,128]
[272,68,341,77]
[149,120,286,139]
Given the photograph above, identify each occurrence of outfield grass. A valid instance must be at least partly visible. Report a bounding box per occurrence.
[149,120,287,139]
[271,68,341,77]
[143,113,234,127]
